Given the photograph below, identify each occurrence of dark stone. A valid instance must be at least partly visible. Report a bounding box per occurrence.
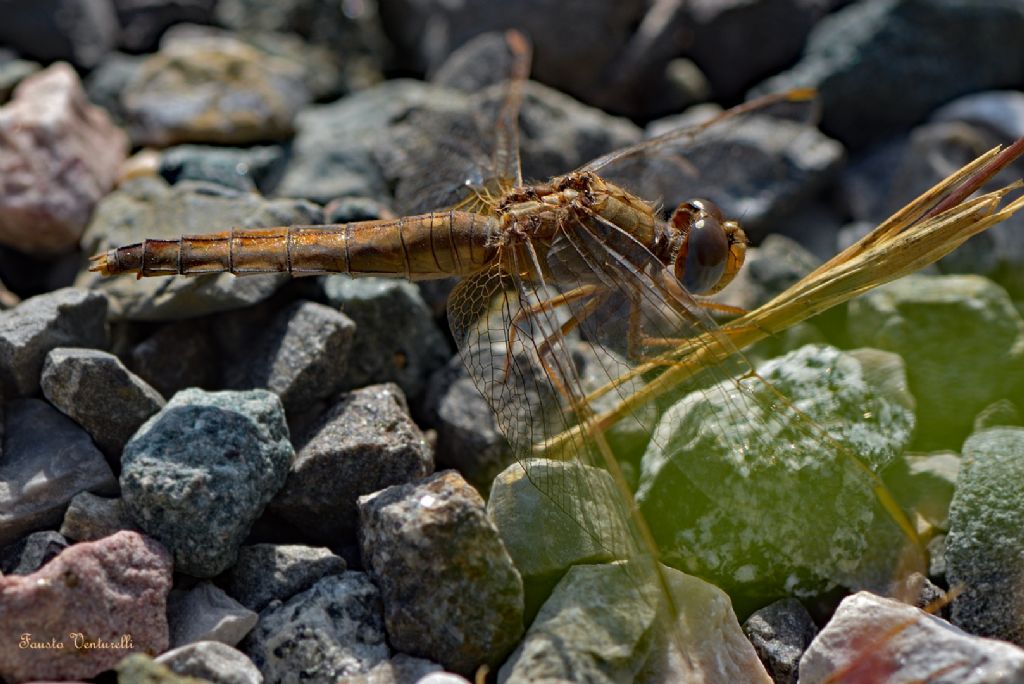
[0,530,69,575]
[683,0,828,101]
[129,318,220,398]
[742,598,818,684]
[0,399,117,547]
[271,384,433,544]
[323,277,449,400]
[358,470,523,676]
[756,0,1024,148]
[113,0,217,53]
[160,145,286,194]
[59,492,138,542]
[421,356,515,493]
[41,347,165,459]
[120,388,294,577]
[0,288,108,399]
[220,543,346,612]
[221,300,356,416]
[242,572,390,680]
[0,0,118,69]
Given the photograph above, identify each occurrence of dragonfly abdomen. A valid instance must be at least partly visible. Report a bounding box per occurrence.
[89,211,500,280]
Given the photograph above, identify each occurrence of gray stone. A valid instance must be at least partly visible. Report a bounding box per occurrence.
[0,0,118,69]
[932,89,1024,140]
[798,591,1024,683]
[215,0,387,74]
[41,347,166,458]
[376,0,645,115]
[78,177,321,321]
[160,144,286,194]
[156,641,262,684]
[242,572,390,681]
[222,300,355,416]
[358,470,523,677]
[272,384,432,544]
[681,0,828,101]
[114,0,217,54]
[276,80,431,204]
[0,399,117,547]
[863,92,1024,295]
[0,287,108,399]
[487,459,632,583]
[848,274,1024,449]
[637,108,843,238]
[277,77,639,210]
[757,0,1024,148]
[59,491,138,541]
[322,196,391,224]
[207,27,355,104]
[123,32,310,146]
[499,562,771,684]
[167,581,259,648]
[84,51,144,125]
[870,119,1022,285]
[0,530,68,575]
[947,428,1024,646]
[129,317,220,398]
[221,543,346,612]
[421,357,514,494]
[431,31,522,94]
[383,79,642,215]
[323,277,448,399]
[120,388,294,577]
[741,598,818,684]
[637,344,918,606]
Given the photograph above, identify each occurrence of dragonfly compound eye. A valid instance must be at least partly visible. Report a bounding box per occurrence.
[673,210,728,296]
[670,200,748,295]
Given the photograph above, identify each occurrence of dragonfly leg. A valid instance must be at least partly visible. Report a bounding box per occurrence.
[624,296,744,371]
[501,283,602,384]
[697,300,748,317]
[624,297,705,359]
[527,291,610,406]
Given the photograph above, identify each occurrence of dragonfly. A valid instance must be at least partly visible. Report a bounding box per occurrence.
[91,29,1024,678]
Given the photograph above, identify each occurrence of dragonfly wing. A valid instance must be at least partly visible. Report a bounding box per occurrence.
[550,209,923,603]
[447,262,639,564]
[379,106,498,215]
[379,31,531,217]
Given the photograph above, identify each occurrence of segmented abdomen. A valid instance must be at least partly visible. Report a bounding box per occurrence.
[90,211,500,280]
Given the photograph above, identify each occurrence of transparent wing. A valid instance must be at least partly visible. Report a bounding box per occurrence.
[448,206,923,610]
[380,30,531,217]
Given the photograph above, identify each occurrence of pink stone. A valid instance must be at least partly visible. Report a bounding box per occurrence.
[0,531,173,683]
[0,63,128,253]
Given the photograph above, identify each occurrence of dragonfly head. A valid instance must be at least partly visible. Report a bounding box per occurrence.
[670,199,747,295]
